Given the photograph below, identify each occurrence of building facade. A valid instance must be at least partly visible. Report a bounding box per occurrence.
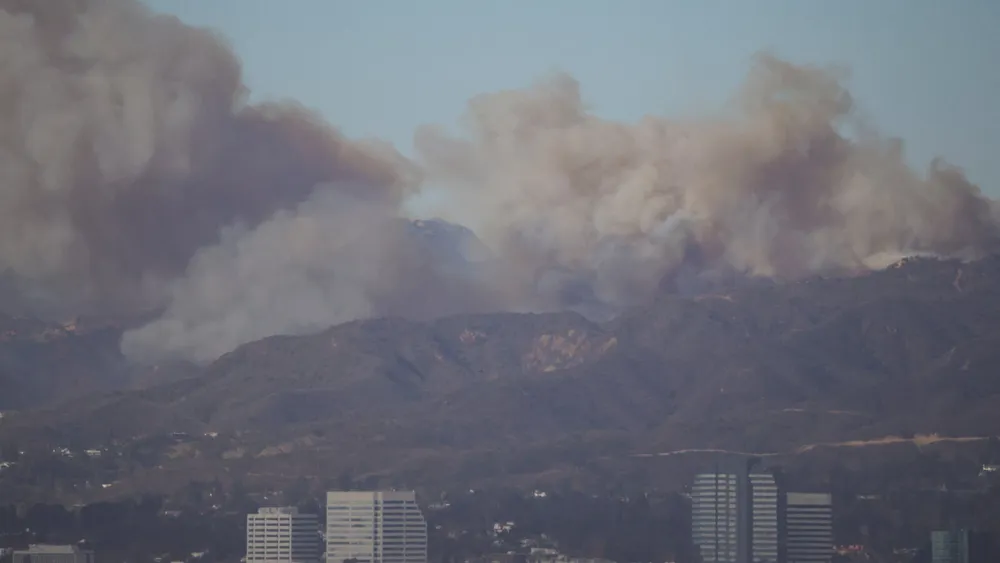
[750,473,780,563]
[326,490,428,563]
[692,472,742,563]
[691,459,781,563]
[246,506,320,563]
[785,493,833,563]
[13,545,95,563]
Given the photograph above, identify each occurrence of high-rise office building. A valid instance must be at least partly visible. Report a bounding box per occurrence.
[785,493,833,563]
[326,490,428,563]
[692,472,742,563]
[750,473,780,563]
[246,507,320,563]
[691,460,781,563]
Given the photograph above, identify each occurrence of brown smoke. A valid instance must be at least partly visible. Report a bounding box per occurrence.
[415,55,1000,306]
[3,0,998,364]
[0,0,411,318]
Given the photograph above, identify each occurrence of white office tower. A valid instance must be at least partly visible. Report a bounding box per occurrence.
[786,493,833,563]
[246,507,320,563]
[326,491,428,563]
[750,473,780,563]
[692,468,781,563]
[692,473,741,563]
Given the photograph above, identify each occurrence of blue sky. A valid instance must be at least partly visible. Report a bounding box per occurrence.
[144,0,999,196]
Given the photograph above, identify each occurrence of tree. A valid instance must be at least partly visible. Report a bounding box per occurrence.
[185,480,206,507]
[1,442,20,462]
[985,436,1000,463]
[338,470,355,491]
[230,478,247,504]
[284,477,310,506]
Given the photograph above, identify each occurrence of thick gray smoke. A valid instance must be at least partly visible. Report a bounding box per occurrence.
[415,56,1000,306]
[3,0,999,364]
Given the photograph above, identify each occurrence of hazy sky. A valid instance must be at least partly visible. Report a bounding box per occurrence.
[143,0,1000,197]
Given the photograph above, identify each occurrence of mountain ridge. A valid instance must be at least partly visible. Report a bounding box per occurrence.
[2,255,1000,500]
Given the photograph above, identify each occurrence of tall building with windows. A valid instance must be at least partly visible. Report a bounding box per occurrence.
[750,473,780,563]
[785,493,833,563]
[692,472,742,563]
[691,460,781,563]
[326,490,428,563]
[246,506,320,563]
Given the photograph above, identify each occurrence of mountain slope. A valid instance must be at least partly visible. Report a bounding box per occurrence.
[0,316,130,409]
[3,256,1000,498]
[0,219,492,412]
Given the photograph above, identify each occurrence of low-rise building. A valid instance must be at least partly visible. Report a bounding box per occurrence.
[246,506,320,563]
[13,545,95,563]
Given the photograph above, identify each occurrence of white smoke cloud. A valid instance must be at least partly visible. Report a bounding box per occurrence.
[120,187,514,363]
[120,189,385,363]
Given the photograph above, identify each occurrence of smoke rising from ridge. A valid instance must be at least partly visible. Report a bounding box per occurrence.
[414,56,1000,307]
[120,189,511,363]
[2,0,999,363]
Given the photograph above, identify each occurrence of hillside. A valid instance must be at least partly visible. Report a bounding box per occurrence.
[2,256,1000,500]
[0,219,492,412]
[0,315,132,410]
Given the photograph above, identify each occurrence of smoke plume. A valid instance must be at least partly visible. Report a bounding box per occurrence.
[0,0,411,319]
[120,189,508,363]
[2,0,999,363]
[414,56,1000,308]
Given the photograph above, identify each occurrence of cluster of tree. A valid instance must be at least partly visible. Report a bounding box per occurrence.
[777,447,1000,557]
[0,433,218,504]
[426,488,699,563]
[0,485,701,563]
[4,446,1000,563]
[0,497,244,563]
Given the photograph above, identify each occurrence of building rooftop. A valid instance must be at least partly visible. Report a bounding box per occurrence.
[787,492,832,505]
[256,506,300,515]
[17,545,89,554]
